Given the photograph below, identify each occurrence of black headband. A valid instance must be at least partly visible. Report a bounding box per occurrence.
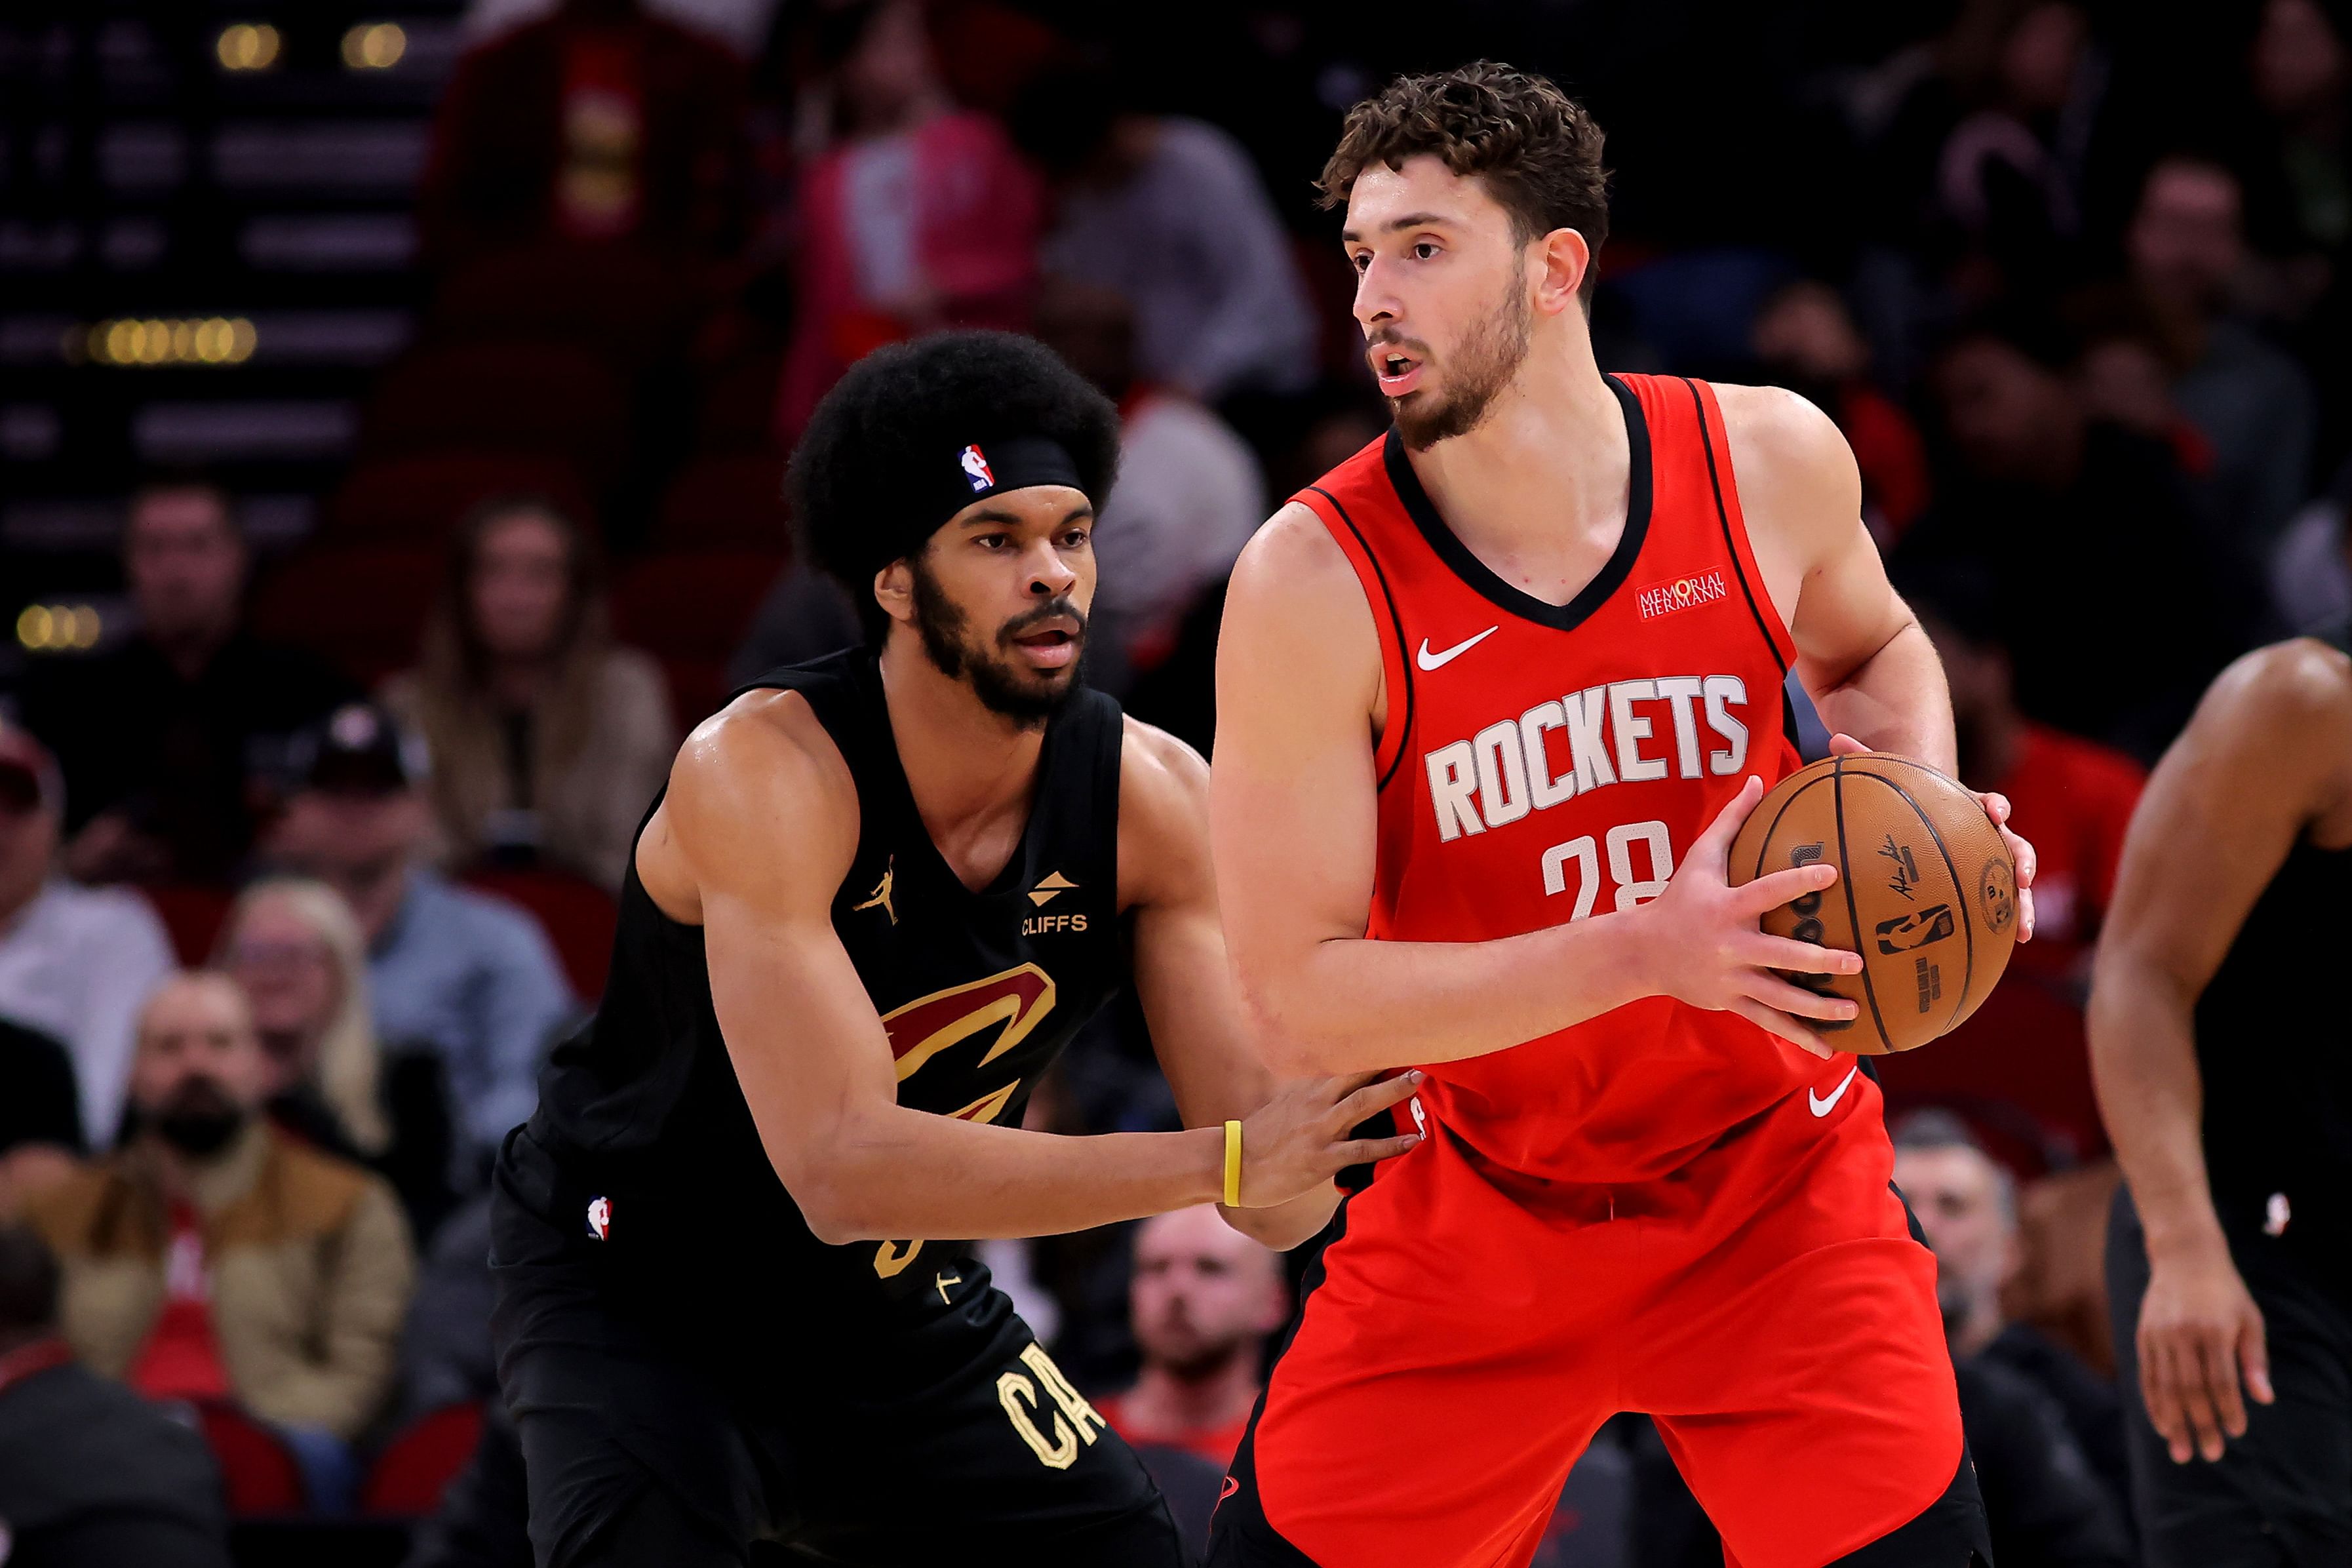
[921,435,1086,538]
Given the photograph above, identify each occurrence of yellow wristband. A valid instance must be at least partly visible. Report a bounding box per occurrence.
[1223,1119,1244,1208]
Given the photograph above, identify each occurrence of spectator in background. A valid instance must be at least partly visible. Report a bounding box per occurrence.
[23,975,416,1510]
[263,704,574,1169]
[0,724,175,1151]
[0,1019,83,1216]
[1095,1204,1285,1470]
[1032,277,1266,690]
[398,1194,498,1421]
[1891,1109,2135,1542]
[381,497,676,891]
[1932,2,2106,294]
[2127,155,2317,556]
[1898,312,2261,759]
[2248,0,2351,285]
[219,879,459,1240]
[1013,64,1316,403]
[1750,279,1931,541]
[18,478,353,885]
[416,0,750,266]
[0,1224,232,1568]
[774,0,1041,437]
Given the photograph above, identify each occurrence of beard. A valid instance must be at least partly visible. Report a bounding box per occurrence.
[1386,269,1534,452]
[149,1076,250,1159]
[909,557,1085,730]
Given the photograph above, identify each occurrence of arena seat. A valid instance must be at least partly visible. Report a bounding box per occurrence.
[142,882,233,966]
[329,451,596,545]
[248,545,441,686]
[194,1400,307,1516]
[462,868,617,998]
[361,343,633,490]
[653,452,791,551]
[611,550,784,722]
[430,243,697,370]
[360,1400,485,1518]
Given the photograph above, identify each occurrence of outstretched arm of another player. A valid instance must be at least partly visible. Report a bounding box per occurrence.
[2090,642,2352,1462]
[1210,507,1863,1078]
[1721,383,2037,937]
[665,692,1418,1245]
[1118,717,1392,1251]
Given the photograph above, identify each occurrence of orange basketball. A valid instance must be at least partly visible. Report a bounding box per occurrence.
[1727,754,2017,1054]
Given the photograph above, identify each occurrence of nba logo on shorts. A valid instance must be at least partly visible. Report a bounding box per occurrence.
[960,443,994,492]
[585,1196,611,1241]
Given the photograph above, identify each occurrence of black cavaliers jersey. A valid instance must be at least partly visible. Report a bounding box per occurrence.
[515,648,1127,1361]
[2194,837,2352,1251]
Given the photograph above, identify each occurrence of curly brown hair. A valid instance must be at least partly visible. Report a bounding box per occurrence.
[1319,62,1610,295]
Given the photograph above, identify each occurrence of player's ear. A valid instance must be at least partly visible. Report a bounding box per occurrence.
[874,560,916,629]
[1532,227,1590,319]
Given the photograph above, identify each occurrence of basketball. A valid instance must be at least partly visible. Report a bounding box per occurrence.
[1728,755,2018,1054]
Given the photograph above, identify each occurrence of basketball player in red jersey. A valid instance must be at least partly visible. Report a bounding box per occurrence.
[1205,66,2040,1568]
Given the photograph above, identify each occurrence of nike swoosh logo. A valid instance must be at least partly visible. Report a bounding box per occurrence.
[1417,627,1499,671]
[1808,1065,1860,1118]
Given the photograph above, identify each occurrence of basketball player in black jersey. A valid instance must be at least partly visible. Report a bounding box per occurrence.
[488,332,1424,1567]
[2092,638,2352,1565]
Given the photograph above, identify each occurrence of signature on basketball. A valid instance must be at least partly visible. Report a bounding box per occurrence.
[1877,834,1920,901]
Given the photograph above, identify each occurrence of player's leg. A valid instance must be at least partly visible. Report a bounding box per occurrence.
[2107,1188,2352,1567]
[1206,1133,1625,1568]
[1641,1085,1987,1568]
[779,1287,1190,1565]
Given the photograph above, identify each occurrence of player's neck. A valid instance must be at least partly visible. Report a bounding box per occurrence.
[877,639,1048,880]
[1404,330,1632,602]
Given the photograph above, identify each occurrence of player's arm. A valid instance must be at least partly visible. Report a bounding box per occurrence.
[671,694,1416,1244]
[2089,641,2352,1461]
[1211,506,1862,1077]
[1118,717,1349,1251]
[1723,382,2037,937]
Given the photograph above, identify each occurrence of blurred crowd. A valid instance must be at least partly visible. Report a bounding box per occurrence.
[6,0,2352,1562]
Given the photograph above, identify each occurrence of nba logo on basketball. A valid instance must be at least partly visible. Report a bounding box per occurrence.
[959,444,994,492]
[585,1196,611,1240]
[1636,570,1728,621]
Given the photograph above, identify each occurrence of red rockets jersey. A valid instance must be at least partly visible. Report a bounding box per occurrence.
[1299,374,1817,1185]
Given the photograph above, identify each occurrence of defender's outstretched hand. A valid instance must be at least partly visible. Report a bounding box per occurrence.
[1234,1070,1425,1207]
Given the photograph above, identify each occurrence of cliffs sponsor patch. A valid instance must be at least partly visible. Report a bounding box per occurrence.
[1634,570,1729,622]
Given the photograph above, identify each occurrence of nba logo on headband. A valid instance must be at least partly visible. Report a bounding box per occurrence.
[959,443,994,493]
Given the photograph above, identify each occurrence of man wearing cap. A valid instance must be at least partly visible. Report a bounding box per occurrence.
[484,331,1419,1564]
[263,702,573,1170]
[0,723,176,1149]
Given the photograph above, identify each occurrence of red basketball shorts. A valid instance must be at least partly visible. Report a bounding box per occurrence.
[1207,1070,1962,1568]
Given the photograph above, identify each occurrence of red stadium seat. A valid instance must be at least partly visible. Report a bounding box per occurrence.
[653,452,791,551]
[359,1401,485,1518]
[431,243,697,370]
[461,869,617,998]
[694,347,783,452]
[329,452,596,546]
[362,345,633,490]
[611,551,783,722]
[142,883,233,966]
[194,1400,307,1516]
[248,546,441,687]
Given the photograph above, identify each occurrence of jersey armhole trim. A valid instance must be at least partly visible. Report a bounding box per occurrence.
[1685,378,1797,676]
[1305,485,1413,793]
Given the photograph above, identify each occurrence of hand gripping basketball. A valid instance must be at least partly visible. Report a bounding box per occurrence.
[1632,775,1865,1060]
[1228,1070,1426,1207]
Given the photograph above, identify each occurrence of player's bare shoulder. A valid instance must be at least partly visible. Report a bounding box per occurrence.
[1223,500,1384,720]
[1116,715,1213,912]
[639,687,861,920]
[1712,382,1863,530]
[2196,638,2352,765]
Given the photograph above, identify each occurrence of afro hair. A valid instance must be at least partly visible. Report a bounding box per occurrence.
[789,330,1122,642]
